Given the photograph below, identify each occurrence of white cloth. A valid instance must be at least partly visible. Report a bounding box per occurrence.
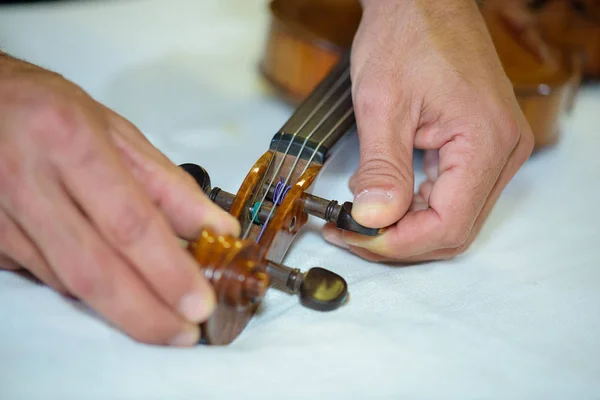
[1,1,599,399]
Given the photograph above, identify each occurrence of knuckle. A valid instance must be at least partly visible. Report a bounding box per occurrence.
[27,96,86,148]
[63,262,98,299]
[353,71,398,118]
[0,255,20,271]
[0,215,9,246]
[0,157,31,216]
[519,125,535,161]
[440,224,470,249]
[0,152,20,194]
[500,118,522,150]
[492,110,526,154]
[62,248,112,299]
[354,84,379,117]
[105,205,152,247]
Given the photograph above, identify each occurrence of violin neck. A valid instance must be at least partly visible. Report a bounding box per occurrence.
[269,52,355,165]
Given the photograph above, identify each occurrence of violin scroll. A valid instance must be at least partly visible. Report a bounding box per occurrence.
[187,227,349,344]
[186,228,268,345]
[179,162,358,343]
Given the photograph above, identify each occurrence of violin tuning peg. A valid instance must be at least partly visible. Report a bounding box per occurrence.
[265,261,349,311]
[333,202,381,237]
[179,163,212,194]
[299,267,349,311]
[302,194,381,237]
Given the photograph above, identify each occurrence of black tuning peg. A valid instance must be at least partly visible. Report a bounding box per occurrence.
[179,163,212,195]
[266,262,349,311]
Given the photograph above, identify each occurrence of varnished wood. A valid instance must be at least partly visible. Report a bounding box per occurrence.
[260,0,360,103]
[481,2,582,149]
[532,0,600,80]
[258,163,322,262]
[258,0,592,151]
[188,229,269,345]
[229,150,274,234]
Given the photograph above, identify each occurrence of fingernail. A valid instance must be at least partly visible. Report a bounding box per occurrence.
[323,229,350,249]
[178,291,215,323]
[169,325,200,347]
[353,189,394,220]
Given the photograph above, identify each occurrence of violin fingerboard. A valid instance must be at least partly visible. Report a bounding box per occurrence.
[270,51,355,165]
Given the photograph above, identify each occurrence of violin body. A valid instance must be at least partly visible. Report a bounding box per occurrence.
[260,0,360,104]
[481,0,583,149]
[259,0,593,151]
[530,0,600,81]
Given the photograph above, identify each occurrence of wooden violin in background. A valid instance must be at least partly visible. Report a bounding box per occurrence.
[259,0,598,151]
[481,0,600,148]
[526,0,600,81]
[180,52,379,345]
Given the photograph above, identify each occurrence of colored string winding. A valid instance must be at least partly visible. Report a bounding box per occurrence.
[251,202,262,225]
[273,177,292,205]
[256,177,292,242]
[240,65,351,241]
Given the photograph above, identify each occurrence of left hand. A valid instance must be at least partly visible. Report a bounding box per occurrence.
[322,0,534,262]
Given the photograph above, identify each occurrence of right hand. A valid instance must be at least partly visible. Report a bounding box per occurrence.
[0,54,240,346]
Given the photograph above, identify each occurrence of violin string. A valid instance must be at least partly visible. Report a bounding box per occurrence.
[255,83,353,241]
[244,67,351,240]
[298,106,354,178]
[242,66,351,240]
[279,86,352,191]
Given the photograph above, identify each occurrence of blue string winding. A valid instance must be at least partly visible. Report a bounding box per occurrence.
[256,177,291,242]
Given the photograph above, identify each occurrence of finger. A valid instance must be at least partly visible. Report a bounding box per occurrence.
[34,111,217,325]
[99,103,175,170]
[322,192,428,253]
[109,122,240,239]
[448,125,533,248]
[418,180,434,203]
[5,168,201,346]
[423,149,439,181]
[0,207,67,293]
[322,224,394,263]
[0,254,20,271]
[339,123,532,261]
[349,73,418,228]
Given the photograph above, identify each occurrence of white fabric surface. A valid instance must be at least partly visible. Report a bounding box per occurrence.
[1,1,599,399]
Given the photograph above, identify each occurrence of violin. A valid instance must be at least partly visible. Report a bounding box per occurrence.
[259,0,584,150]
[481,0,583,149]
[176,0,595,346]
[527,0,600,81]
[179,52,380,345]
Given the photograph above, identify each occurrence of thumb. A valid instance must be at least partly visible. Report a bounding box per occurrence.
[350,94,416,228]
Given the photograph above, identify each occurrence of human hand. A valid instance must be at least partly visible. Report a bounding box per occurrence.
[0,54,240,345]
[322,0,534,262]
